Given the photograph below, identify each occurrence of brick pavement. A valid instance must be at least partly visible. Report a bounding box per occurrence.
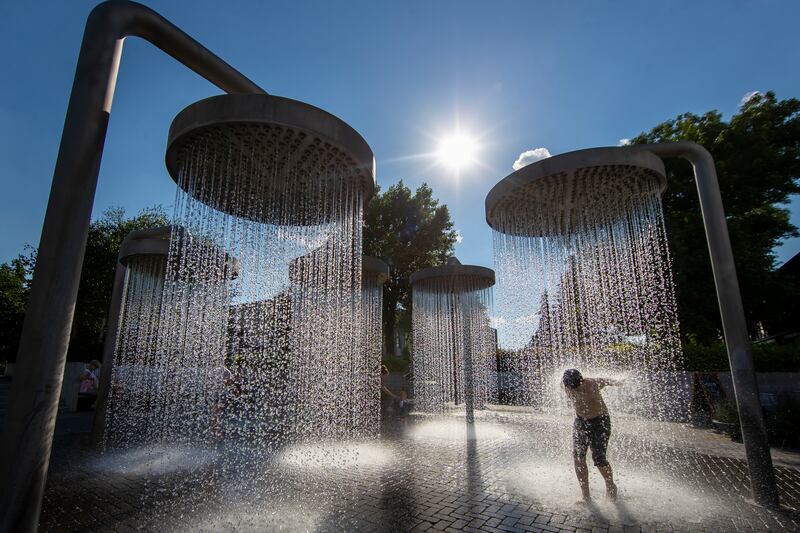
[38,411,800,532]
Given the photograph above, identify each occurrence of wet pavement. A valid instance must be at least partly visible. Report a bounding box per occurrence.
[39,410,800,532]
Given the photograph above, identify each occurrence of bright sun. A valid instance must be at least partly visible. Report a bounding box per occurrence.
[436,133,478,172]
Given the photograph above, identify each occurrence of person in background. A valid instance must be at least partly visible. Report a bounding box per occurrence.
[561,368,622,502]
[381,365,399,418]
[210,365,239,438]
[396,390,414,424]
[77,359,101,410]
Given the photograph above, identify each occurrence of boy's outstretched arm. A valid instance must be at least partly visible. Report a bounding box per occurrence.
[595,378,624,388]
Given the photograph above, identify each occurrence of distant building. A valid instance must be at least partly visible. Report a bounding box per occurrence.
[779,250,800,278]
[756,251,800,344]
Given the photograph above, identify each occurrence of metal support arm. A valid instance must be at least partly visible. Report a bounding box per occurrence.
[0,2,265,530]
[640,141,780,508]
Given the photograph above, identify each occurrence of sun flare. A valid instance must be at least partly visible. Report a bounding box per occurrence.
[436,133,478,172]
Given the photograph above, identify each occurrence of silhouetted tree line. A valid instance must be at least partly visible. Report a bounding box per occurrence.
[631,92,800,344]
[0,206,168,363]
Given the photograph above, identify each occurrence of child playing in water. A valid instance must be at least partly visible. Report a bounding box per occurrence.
[562,368,623,502]
[397,390,413,417]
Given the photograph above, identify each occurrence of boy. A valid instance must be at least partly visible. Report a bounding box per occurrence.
[562,368,622,501]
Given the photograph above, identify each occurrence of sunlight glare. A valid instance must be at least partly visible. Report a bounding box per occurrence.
[436,133,478,172]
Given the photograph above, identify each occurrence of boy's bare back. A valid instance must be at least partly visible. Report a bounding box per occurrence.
[565,378,615,419]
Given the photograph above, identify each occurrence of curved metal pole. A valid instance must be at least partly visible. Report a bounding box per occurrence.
[0,2,266,530]
[638,141,779,508]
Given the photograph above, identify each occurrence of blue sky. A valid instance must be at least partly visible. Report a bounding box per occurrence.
[1,0,799,270]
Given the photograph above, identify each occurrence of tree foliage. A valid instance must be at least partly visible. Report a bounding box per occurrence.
[631,92,800,342]
[0,249,35,361]
[682,338,800,373]
[68,206,170,361]
[0,206,169,363]
[363,181,458,356]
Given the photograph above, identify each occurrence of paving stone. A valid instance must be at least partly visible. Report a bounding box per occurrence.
[37,412,800,533]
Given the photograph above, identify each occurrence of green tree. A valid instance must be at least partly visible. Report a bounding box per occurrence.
[0,206,169,363]
[363,181,458,358]
[0,249,36,362]
[67,206,169,361]
[631,92,800,343]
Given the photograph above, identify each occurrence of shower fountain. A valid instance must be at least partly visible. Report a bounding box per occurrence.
[3,0,785,528]
[91,226,172,447]
[92,90,377,523]
[361,256,389,433]
[485,143,778,507]
[487,148,681,414]
[410,258,496,423]
[0,1,376,529]
[92,226,240,448]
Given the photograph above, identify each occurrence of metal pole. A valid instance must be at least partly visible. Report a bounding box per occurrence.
[0,2,266,530]
[639,141,780,508]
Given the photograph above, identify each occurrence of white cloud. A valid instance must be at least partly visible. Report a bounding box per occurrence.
[741,90,762,106]
[618,138,631,146]
[454,229,463,244]
[512,147,551,170]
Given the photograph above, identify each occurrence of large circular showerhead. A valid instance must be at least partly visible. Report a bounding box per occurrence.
[485,147,666,236]
[118,226,172,267]
[166,94,376,225]
[410,257,495,293]
[119,226,240,278]
[362,256,389,286]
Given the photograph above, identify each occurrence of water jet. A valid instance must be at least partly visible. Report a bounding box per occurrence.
[92,226,172,447]
[486,143,778,507]
[360,256,389,433]
[0,3,266,526]
[410,258,496,423]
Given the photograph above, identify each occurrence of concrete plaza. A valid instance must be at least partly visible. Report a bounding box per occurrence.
[39,410,800,532]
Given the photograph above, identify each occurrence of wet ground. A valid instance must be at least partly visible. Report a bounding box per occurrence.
[39,410,800,532]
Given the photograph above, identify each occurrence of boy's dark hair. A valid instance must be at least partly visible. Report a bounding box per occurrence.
[562,369,583,389]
